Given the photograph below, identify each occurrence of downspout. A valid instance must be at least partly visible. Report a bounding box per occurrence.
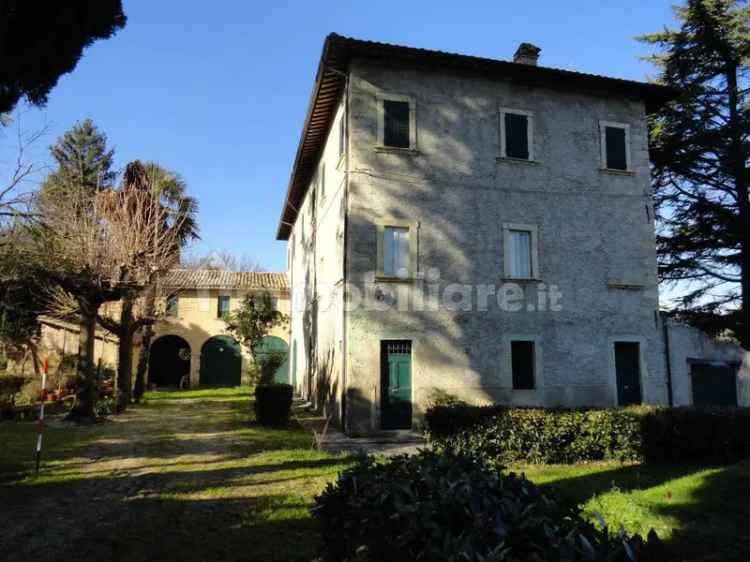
[661,311,674,406]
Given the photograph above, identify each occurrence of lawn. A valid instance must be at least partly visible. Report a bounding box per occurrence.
[515,461,750,562]
[0,387,353,562]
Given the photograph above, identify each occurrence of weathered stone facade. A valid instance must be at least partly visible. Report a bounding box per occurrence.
[280,35,748,434]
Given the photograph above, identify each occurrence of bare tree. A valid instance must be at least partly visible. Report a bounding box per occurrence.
[181,248,264,272]
[29,161,187,418]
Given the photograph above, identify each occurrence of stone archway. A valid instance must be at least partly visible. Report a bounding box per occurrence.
[199,336,242,387]
[149,335,191,388]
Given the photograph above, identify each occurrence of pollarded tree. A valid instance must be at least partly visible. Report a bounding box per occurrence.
[0,1,126,114]
[640,0,750,345]
[30,161,188,418]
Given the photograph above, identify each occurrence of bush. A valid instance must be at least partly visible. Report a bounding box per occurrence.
[426,404,750,466]
[313,451,661,562]
[254,383,293,426]
[0,375,27,406]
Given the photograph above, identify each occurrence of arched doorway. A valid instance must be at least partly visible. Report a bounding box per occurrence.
[200,336,242,386]
[149,335,191,388]
[256,336,289,384]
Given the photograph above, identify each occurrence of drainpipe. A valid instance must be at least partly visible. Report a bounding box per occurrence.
[661,311,674,406]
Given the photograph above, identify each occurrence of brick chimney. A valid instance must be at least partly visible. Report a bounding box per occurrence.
[513,43,541,66]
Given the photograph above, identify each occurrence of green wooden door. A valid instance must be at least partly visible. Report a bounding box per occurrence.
[200,336,242,387]
[691,363,738,407]
[614,342,642,406]
[255,336,289,384]
[381,341,412,430]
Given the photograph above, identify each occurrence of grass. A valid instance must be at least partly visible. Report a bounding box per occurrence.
[0,386,353,562]
[515,461,750,562]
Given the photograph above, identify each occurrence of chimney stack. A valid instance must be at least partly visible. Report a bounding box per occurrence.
[513,43,541,66]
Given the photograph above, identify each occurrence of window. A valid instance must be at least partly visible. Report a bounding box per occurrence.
[383,226,410,278]
[600,121,630,171]
[503,224,538,279]
[166,294,178,317]
[500,108,534,160]
[338,113,346,157]
[511,340,535,390]
[217,295,230,318]
[377,94,416,149]
[319,163,325,199]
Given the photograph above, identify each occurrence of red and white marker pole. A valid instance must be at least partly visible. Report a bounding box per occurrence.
[35,359,48,474]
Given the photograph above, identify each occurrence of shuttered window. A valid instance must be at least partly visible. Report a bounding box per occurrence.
[605,126,627,170]
[511,340,535,390]
[217,295,230,318]
[383,226,410,278]
[509,230,532,278]
[505,113,530,159]
[383,100,410,148]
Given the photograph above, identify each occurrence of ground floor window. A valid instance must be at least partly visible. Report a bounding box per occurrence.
[511,340,535,390]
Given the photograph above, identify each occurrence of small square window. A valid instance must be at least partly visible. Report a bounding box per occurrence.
[217,295,230,318]
[600,121,630,171]
[500,108,534,161]
[382,226,410,278]
[511,340,535,390]
[166,294,178,317]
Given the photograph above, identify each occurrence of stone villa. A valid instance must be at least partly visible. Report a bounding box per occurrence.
[278,34,750,433]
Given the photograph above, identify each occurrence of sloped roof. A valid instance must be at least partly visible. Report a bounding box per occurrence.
[276,33,678,240]
[162,269,288,291]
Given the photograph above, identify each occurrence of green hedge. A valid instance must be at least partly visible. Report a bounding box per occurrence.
[426,404,750,465]
[313,451,662,562]
[253,383,293,426]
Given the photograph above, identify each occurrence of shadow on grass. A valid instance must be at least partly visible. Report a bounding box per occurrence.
[524,462,750,562]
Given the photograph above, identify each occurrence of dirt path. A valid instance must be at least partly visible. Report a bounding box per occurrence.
[0,394,347,562]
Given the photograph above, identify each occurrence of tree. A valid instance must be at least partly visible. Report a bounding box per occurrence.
[226,293,288,384]
[0,1,126,114]
[29,161,188,418]
[100,163,199,410]
[39,119,116,209]
[640,0,750,345]
[181,249,264,272]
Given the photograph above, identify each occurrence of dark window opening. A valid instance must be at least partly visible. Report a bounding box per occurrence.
[217,295,230,318]
[505,113,530,159]
[166,294,178,317]
[383,100,410,148]
[605,126,627,170]
[511,340,535,390]
[338,115,346,156]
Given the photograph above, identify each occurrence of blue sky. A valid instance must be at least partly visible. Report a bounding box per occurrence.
[2,0,677,271]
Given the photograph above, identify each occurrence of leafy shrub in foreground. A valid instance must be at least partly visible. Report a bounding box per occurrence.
[313,451,661,562]
[253,383,293,426]
[426,404,750,465]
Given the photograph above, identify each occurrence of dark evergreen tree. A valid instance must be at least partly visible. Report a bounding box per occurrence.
[44,119,117,194]
[0,1,126,114]
[640,0,750,346]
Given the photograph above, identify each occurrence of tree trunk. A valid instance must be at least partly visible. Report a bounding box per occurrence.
[133,284,156,401]
[116,295,134,411]
[69,296,99,418]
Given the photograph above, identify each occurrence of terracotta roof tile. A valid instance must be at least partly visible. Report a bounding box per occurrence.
[162,269,288,291]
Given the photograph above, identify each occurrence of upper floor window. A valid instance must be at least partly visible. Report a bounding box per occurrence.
[166,294,179,317]
[377,94,416,150]
[377,222,415,279]
[500,108,534,161]
[503,223,538,279]
[319,163,325,199]
[217,295,230,318]
[600,121,631,172]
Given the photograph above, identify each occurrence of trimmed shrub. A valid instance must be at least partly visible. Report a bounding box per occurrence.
[313,451,662,562]
[426,404,750,466]
[253,383,293,426]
